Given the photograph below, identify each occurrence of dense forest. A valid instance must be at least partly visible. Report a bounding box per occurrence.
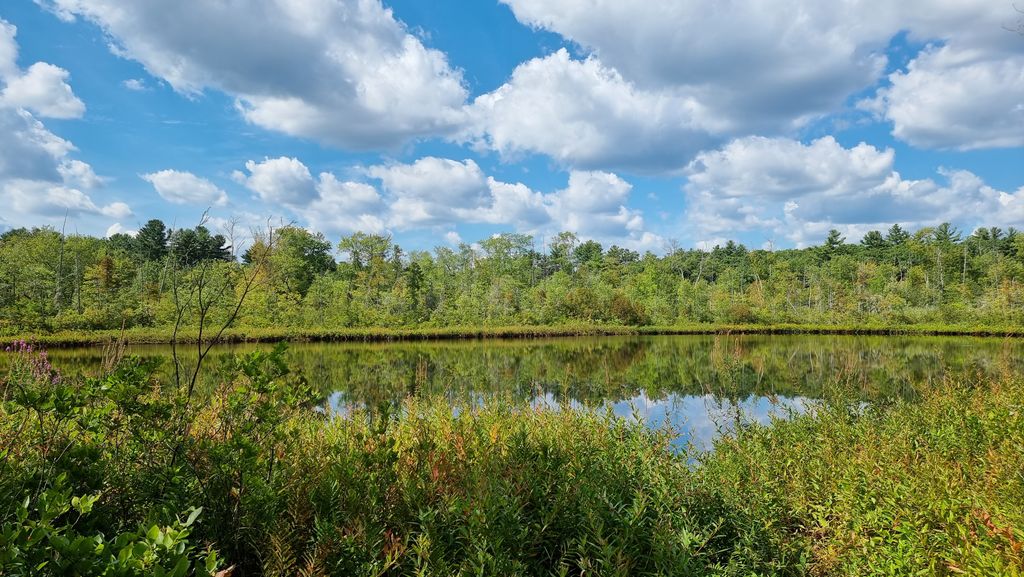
[1,219,1023,334]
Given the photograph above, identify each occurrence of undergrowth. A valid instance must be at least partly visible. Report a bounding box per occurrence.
[2,340,1022,575]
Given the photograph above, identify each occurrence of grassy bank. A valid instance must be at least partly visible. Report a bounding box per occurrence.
[6,322,1024,347]
[3,344,1023,575]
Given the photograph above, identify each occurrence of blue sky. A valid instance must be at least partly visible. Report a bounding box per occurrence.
[1,0,1022,251]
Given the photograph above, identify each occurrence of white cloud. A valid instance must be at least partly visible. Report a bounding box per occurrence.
[444,230,462,245]
[231,153,661,249]
[466,49,719,172]
[683,136,1024,246]
[1,179,130,220]
[105,222,136,237]
[866,45,1024,149]
[485,0,1020,162]
[0,20,18,78]
[478,178,550,230]
[1,62,85,119]
[233,157,317,205]
[0,19,124,229]
[58,159,103,189]
[367,156,662,249]
[44,0,468,148]
[122,78,147,91]
[142,169,228,206]
[0,107,73,182]
[100,200,131,219]
[303,174,386,235]
[368,157,489,228]
[546,171,645,240]
[234,156,385,235]
[499,0,893,132]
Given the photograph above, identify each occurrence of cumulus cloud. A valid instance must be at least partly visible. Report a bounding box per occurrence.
[482,0,1019,164]
[0,107,73,182]
[233,157,317,205]
[444,230,462,245]
[231,154,660,249]
[105,222,136,237]
[57,159,103,189]
[683,136,1024,247]
[1,179,131,220]
[1,62,85,119]
[234,156,385,235]
[101,201,132,219]
[366,156,661,249]
[142,169,228,206]
[500,0,891,130]
[122,78,147,91]
[865,44,1024,149]
[304,174,386,235]
[43,0,468,148]
[368,157,490,228]
[465,49,719,172]
[0,20,17,78]
[545,171,645,240]
[0,19,126,227]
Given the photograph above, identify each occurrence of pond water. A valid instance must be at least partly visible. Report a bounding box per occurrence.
[6,335,1023,449]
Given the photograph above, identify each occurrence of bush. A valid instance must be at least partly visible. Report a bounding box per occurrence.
[3,340,1023,575]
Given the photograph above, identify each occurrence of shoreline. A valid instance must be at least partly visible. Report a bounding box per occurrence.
[4,323,1023,348]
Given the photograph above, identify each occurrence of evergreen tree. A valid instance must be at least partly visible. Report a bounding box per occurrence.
[136,219,169,262]
[886,224,909,246]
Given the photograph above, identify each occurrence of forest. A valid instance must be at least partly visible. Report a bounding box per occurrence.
[1,219,1022,335]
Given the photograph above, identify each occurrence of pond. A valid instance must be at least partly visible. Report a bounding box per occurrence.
[6,334,1023,449]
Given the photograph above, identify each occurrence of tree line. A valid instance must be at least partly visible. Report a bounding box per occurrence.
[1,219,1022,333]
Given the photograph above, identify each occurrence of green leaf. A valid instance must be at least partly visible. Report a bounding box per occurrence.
[184,507,203,527]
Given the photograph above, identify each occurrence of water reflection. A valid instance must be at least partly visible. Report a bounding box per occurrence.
[6,334,1022,447]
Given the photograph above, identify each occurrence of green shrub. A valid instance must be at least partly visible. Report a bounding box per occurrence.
[3,339,1023,575]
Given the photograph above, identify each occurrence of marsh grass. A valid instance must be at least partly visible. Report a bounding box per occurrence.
[2,342,1023,575]
[9,322,1024,348]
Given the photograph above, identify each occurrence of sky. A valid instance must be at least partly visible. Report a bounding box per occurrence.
[0,0,1022,252]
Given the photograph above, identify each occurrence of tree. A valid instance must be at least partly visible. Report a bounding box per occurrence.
[338,232,393,270]
[573,240,604,268]
[886,224,909,246]
[820,229,845,261]
[107,233,137,256]
[169,226,232,267]
[605,246,639,266]
[136,219,169,262]
[250,226,335,295]
[547,231,579,274]
[932,222,962,245]
[860,230,887,260]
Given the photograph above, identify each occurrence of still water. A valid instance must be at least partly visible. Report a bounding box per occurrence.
[9,335,1023,448]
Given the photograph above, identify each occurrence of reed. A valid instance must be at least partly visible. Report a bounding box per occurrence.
[2,343,1022,575]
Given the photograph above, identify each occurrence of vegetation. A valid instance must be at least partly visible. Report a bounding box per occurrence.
[3,340,1022,575]
[3,217,1022,575]
[2,221,1023,338]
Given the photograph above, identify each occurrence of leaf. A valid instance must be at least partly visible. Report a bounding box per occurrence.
[185,507,203,527]
[170,554,190,577]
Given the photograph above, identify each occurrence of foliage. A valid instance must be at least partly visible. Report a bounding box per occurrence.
[702,379,1024,575]
[1,482,217,577]
[4,337,1023,575]
[2,222,1023,336]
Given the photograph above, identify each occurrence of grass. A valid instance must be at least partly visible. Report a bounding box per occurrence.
[2,343,1023,575]
[700,379,1024,575]
[6,321,1024,347]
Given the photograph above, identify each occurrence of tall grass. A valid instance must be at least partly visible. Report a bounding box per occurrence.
[702,379,1024,575]
[10,322,1024,348]
[2,342,1022,575]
